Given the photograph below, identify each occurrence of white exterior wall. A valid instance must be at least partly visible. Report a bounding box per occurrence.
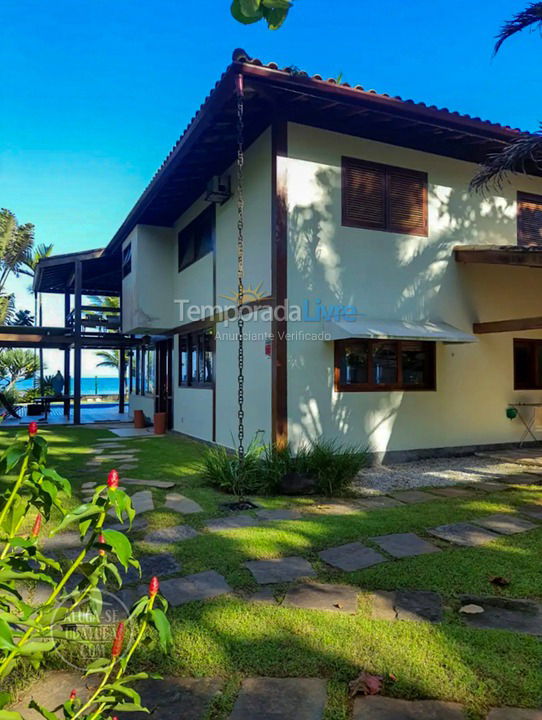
[286,123,542,456]
[124,129,273,444]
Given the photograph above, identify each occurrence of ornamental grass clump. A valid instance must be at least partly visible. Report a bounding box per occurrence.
[0,425,172,720]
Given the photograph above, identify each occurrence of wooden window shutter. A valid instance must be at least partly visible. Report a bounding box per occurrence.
[342,158,386,229]
[388,168,428,236]
[518,192,542,247]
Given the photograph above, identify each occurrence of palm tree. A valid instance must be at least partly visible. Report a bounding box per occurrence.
[0,210,35,323]
[0,349,40,394]
[471,3,542,190]
[96,350,119,369]
[8,309,34,327]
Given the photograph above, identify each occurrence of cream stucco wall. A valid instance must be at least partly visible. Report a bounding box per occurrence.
[286,122,542,456]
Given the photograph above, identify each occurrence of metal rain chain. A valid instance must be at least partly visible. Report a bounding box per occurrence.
[235,73,245,462]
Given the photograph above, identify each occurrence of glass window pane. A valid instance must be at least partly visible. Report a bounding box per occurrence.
[341,342,368,385]
[146,350,155,395]
[401,341,430,386]
[203,330,214,383]
[179,337,188,384]
[515,342,534,388]
[372,342,397,385]
[189,335,198,384]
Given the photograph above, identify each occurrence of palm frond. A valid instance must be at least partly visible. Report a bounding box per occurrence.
[495,2,542,54]
[470,126,542,192]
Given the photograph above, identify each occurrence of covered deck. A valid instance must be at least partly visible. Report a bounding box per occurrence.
[0,247,140,425]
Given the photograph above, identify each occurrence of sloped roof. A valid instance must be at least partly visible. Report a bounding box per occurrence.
[106,49,531,253]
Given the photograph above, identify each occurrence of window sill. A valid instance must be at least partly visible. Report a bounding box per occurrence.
[335,384,436,392]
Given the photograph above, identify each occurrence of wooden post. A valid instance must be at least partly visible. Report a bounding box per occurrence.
[63,293,70,416]
[73,260,82,425]
[119,347,126,414]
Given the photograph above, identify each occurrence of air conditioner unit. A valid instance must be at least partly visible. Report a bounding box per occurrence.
[205,175,231,204]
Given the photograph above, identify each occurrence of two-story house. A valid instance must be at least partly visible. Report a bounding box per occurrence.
[91,50,542,461]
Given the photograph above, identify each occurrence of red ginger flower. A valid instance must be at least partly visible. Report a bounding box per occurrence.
[107,469,119,489]
[28,421,38,437]
[111,622,124,657]
[149,576,159,597]
[98,533,106,556]
[69,690,77,700]
[31,514,42,537]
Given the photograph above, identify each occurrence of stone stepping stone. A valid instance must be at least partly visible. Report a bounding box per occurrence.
[245,556,316,584]
[229,677,327,720]
[160,570,232,606]
[318,542,386,572]
[353,696,465,719]
[249,587,279,605]
[81,481,97,490]
[206,515,260,532]
[42,531,80,553]
[131,490,154,513]
[427,486,476,498]
[468,481,507,492]
[459,596,542,635]
[118,463,138,471]
[428,522,501,547]
[255,508,302,521]
[283,582,358,613]
[127,677,223,720]
[474,513,537,535]
[143,525,199,544]
[357,496,405,510]
[372,589,443,623]
[520,504,542,521]
[502,474,541,486]
[10,671,92,719]
[123,478,176,489]
[165,492,204,514]
[124,553,181,584]
[488,709,542,719]
[309,502,361,515]
[105,515,148,533]
[371,532,441,559]
[389,490,437,504]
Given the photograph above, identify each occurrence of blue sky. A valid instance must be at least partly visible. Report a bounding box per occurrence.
[1,0,541,371]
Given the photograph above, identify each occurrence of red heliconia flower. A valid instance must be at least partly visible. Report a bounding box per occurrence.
[69,690,77,700]
[149,576,159,597]
[98,533,106,557]
[111,622,124,657]
[31,514,42,537]
[107,469,119,489]
[28,421,38,437]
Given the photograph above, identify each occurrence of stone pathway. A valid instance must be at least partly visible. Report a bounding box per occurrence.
[428,522,501,547]
[370,533,441,558]
[130,490,154,513]
[143,524,199,544]
[245,556,316,584]
[458,596,542,635]
[372,590,443,623]
[353,696,465,719]
[11,671,541,720]
[318,542,386,572]
[165,492,204,514]
[206,515,261,532]
[124,553,181,583]
[283,581,358,613]
[229,678,327,720]
[123,478,176,489]
[475,513,537,535]
[160,570,232,606]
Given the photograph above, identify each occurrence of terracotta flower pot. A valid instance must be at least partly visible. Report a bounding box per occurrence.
[154,412,167,435]
[134,409,146,429]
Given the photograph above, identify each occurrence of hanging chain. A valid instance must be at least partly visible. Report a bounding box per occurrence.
[236,75,245,462]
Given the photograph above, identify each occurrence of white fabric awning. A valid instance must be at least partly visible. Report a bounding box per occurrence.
[324,317,477,344]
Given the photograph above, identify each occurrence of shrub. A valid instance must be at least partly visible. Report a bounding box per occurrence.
[200,433,267,497]
[303,438,367,496]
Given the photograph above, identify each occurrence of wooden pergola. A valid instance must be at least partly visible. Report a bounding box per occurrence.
[0,248,140,424]
[455,245,542,335]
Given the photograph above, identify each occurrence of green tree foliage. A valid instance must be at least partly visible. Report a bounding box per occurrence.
[0,349,40,394]
[96,350,120,369]
[472,2,542,190]
[7,309,34,327]
[231,0,293,29]
[0,210,35,324]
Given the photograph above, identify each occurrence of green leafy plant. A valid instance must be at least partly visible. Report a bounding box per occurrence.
[231,0,293,30]
[200,432,267,497]
[302,439,366,496]
[0,424,172,719]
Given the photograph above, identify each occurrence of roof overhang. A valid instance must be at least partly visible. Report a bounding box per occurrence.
[324,317,477,344]
[33,248,122,295]
[105,50,533,254]
[454,245,542,268]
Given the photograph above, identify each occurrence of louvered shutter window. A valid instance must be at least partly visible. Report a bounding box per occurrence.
[388,168,427,235]
[342,159,386,230]
[518,193,542,247]
[342,157,428,236]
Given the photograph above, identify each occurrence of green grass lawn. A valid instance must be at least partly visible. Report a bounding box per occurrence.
[2,426,542,719]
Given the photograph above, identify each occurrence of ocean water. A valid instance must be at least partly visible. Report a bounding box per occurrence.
[16,377,121,396]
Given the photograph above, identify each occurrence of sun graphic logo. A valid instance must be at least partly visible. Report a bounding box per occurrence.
[220,281,268,305]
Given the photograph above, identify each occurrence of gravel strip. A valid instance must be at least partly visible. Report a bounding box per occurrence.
[352,456,541,495]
